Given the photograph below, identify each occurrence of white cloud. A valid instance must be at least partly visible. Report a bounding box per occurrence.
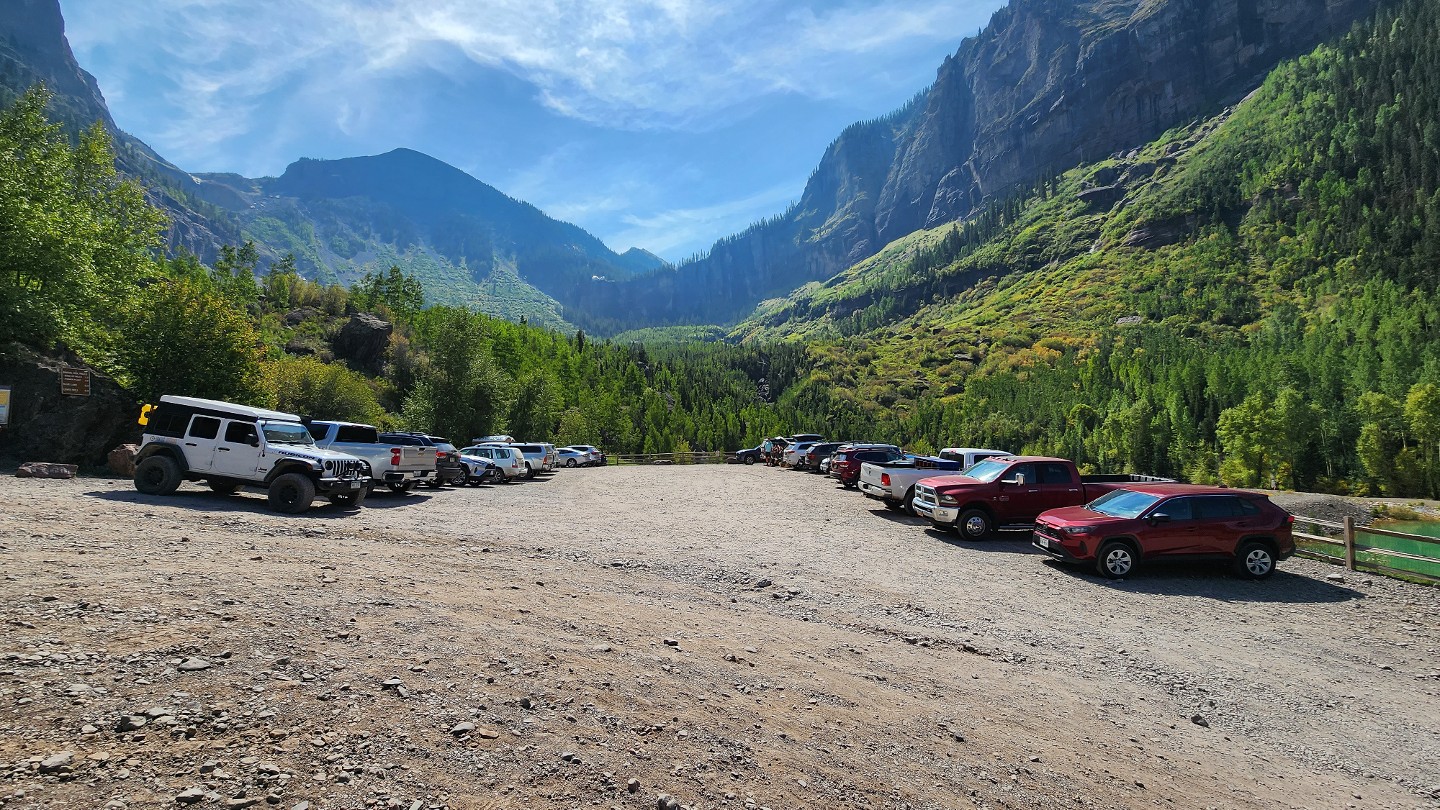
[65,0,987,149]
[603,179,804,259]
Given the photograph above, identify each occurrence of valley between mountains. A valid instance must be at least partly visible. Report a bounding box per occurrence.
[3,468,1439,810]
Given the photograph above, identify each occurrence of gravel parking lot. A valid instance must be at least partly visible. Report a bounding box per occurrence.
[1,465,1437,810]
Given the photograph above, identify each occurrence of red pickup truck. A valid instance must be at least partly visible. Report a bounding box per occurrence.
[1031,483,1295,579]
[910,456,1172,539]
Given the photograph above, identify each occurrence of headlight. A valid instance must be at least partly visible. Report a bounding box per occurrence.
[1062,525,1095,535]
[938,494,958,506]
[324,460,334,470]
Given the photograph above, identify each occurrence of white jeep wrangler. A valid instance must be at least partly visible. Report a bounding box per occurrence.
[133,395,372,514]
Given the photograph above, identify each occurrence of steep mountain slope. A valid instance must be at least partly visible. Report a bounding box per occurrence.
[0,0,663,325]
[572,0,1377,332]
[730,0,1440,496]
[0,0,243,259]
[188,149,662,327]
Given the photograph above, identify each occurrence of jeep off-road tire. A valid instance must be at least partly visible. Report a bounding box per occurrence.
[267,473,316,514]
[207,481,240,495]
[329,488,367,508]
[134,455,182,496]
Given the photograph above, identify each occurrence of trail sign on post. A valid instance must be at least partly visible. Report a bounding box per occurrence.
[0,385,10,425]
[60,367,90,397]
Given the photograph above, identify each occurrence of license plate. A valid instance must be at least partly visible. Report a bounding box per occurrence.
[1035,536,1048,549]
[336,481,359,491]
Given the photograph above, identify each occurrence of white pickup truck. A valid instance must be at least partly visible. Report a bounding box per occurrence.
[858,447,1010,514]
[305,420,437,492]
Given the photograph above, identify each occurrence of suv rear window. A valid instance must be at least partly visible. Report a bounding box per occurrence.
[336,425,379,443]
[514,445,541,453]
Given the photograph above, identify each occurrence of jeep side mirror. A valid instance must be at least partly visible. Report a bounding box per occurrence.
[1149,512,1170,524]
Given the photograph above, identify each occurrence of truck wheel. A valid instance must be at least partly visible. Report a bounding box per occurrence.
[134,456,182,495]
[1096,540,1137,579]
[884,499,904,512]
[425,476,443,489]
[902,487,917,516]
[387,481,414,494]
[525,463,536,479]
[329,488,367,508]
[207,481,239,495]
[268,473,316,514]
[1233,540,1276,579]
[957,508,993,540]
[744,455,755,465]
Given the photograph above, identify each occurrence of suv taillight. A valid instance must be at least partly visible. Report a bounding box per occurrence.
[390,448,401,466]
[436,450,444,459]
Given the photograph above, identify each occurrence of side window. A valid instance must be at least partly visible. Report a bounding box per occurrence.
[306,423,328,440]
[150,406,192,438]
[1038,462,1073,484]
[187,416,220,440]
[224,421,257,445]
[1237,498,1262,516]
[1007,463,1035,484]
[1194,497,1241,519]
[1158,497,1194,521]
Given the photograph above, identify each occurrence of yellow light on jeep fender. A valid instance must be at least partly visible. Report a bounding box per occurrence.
[138,404,155,426]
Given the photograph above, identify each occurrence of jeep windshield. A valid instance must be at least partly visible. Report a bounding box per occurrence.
[262,422,316,446]
[959,459,1010,482]
[1087,488,1163,518]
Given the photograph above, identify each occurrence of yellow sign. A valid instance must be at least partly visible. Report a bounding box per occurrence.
[0,386,10,426]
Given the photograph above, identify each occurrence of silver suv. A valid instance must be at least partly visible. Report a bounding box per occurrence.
[509,442,557,478]
[461,445,526,481]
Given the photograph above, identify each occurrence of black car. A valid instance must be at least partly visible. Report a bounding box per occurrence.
[379,432,467,487]
[732,445,765,465]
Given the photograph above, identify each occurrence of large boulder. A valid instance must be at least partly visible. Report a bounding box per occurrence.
[108,443,139,477]
[0,343,140,468]
[330,313,392,374]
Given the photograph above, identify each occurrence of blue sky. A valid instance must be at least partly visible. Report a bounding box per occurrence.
[61,0,1004,261]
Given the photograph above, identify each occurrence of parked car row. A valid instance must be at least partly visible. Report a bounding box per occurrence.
[737,435,1298,581]
[132,395,606,513]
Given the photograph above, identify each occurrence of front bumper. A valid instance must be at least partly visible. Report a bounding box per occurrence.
[912,499,958,525]
[1032,529,1082,562]
[318,477,369,493]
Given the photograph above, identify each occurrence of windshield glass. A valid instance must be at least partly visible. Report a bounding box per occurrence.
[1087,489,1163,518]
[262,422,315,446]
[960,459,1010,482]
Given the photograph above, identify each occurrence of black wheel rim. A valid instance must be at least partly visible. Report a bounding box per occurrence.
[276,483,298,507]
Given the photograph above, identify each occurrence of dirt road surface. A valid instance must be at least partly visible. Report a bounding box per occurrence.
[1,466,1437,810]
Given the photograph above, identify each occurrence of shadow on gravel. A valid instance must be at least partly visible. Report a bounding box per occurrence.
[926,529,1045,553]
[1041,560,1368,603]
[85,488,434,516]
[867,508,928,525]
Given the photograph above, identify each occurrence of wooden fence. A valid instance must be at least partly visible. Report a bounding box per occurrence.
[1291,514,1440,583]
[609,451,731,465]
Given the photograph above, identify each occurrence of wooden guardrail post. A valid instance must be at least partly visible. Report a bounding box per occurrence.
[1343,515,1356,571]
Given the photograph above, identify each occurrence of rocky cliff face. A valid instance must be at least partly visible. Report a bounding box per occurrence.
[575,0,1375,331]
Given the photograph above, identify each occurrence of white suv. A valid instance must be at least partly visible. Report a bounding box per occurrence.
[461,445,525,481]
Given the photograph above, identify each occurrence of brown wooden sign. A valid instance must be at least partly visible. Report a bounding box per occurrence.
[60,367,91,397]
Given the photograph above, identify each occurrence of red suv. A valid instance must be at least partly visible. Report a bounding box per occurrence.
[1032,484,1295,579]
[829,444,903,487]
